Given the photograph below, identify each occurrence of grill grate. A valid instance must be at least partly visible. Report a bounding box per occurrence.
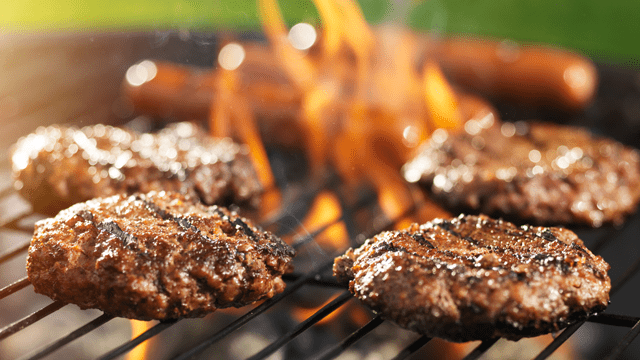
[1,174,640,359]
[2,63,640,359]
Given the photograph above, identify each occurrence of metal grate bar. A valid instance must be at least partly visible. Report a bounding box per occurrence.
[0,211,31,229]
[531,254,640,360]
[532,321,585,360]
[462,338,500,360]
[246,291,353,360]
[589,313,640,327]
[0,301,65,341]
[171,260,336,360]
[390,335,432,360]
[0,276,30,300]
[453,313,640,360]
[312,315,384,360]
[98,319,178,360]
[169,187,411,360]
[528,226,640,360]
[282,273,342,288]
[291,218,343,249]
[604,319,640,360]
[260,179,336,229]
[0,242,29,264]
[23,313,114,360]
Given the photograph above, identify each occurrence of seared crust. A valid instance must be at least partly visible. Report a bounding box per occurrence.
[11,122,262,215]
[402,120,640,227]
[27,191,294,320]
[333,214,610,342]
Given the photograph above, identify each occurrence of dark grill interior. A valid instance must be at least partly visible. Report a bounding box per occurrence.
[1,32,640,360]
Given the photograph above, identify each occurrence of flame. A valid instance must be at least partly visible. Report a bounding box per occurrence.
[292,292,343,325]
[123,2,505,231]
[258,0,375,175]
[379,183,414,230]
[423,62,462,130]
[125,320,155,360]
[295,190,349,251]
[258,0,317,90]
[346,301,373,327]
[291,293,372,327]
[255,0,471,225]
[209,44,281,217]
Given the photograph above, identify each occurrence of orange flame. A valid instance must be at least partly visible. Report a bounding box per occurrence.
[125,320,155,360]
[258,0,317,90]
[424,62,462,130]
[294,190,348,252]
[121,2,503,355]
[292,293,373,327]
[255,0,471,225]
[209,47,281,217]
[292,293,343,326]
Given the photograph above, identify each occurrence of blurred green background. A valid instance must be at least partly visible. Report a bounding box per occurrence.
[1,0,639,65]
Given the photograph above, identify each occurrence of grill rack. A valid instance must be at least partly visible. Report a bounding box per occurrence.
[1,160,640,359]
[1,32,640,358]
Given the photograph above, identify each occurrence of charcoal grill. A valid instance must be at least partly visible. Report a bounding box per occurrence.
[1,32,640,360]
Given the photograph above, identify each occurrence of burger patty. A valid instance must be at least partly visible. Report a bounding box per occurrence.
[333,214,610,342]
[402,120,640,227]
[11,122,262,215]
[27,191,295,320]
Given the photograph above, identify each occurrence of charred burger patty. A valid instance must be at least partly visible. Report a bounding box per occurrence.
[27,191,294,320]
[334,214,610,342]
[12,122,262,215]
[403,120,640,227]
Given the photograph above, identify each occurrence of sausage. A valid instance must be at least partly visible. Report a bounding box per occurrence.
[122,61,214,120]
[122,44,300,122]
[432,36,598,111]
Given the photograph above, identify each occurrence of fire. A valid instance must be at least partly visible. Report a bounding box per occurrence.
[423,62,462,130]
[293,190,349,251]
[125,320,155,360]
[209,43,281,217]
[291,292,373,327]
[292,292,343,326]
[123,4,492,354]
[123,1,502,228]
[254,0,495,227]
